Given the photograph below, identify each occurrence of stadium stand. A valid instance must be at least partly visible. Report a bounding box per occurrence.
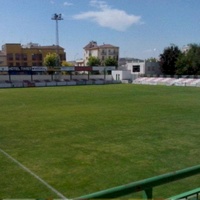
[34,80,46,87]
[0,81,12,88]
[65,80,76,86]
[23,80,35,87]
[186,79,200,86]
[132,77,200,87]
[55,79,67,86]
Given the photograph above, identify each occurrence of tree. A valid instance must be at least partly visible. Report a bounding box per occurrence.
[146,57,157,62]
[176,44,200,75]
[87,56,101,66]
[159,45,181,75]
[43,53,59,68]
[61,61,73,67]
[61,61,73,75]
[103,57,118,67]
[175,53,189,75]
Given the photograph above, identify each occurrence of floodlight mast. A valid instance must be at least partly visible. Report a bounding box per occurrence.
[51,13,63,67]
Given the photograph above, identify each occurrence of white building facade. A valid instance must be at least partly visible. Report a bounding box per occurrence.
[112,60,161,82]
[129,61,161,75]
[83,41,119,66]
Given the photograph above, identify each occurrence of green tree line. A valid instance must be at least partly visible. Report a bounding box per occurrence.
[160,44,200,75]
[87,56,118,67]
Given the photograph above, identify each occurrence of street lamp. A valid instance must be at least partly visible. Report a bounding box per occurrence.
[51,13,63,67]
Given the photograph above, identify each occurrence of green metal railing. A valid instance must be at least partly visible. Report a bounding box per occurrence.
[168,187,200,200]
[76,164,200,199]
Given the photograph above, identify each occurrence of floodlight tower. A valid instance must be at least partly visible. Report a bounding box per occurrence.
[51,13,63,66]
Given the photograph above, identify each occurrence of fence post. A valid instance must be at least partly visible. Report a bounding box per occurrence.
[143,188,153,199]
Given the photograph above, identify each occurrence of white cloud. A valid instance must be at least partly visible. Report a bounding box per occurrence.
[73,0,141,31]
[63,1,73,6]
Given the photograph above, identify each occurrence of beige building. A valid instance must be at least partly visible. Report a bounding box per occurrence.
[83,41,119,66]
[0,51,6,66]
[0,43,66,67]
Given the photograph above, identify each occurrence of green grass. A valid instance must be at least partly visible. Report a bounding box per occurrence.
[0,84,200,199]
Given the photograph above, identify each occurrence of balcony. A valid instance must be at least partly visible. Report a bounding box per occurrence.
[101,52,107,55]
[108,51,118,55]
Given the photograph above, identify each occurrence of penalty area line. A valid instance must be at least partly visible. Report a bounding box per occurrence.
[0,148,68,200]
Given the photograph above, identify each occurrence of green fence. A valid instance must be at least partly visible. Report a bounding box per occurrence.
[169,187,200,200]
[76,164,200,199]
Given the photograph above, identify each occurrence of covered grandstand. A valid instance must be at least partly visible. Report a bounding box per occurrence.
[0,66,119,88]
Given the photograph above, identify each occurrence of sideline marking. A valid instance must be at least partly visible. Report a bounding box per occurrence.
[0,148,68,200]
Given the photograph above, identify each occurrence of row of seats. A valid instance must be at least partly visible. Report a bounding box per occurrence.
[132,77,200,87]
[0,79,120,88]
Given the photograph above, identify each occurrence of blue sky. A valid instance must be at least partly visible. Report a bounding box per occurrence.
[0,0,199,60]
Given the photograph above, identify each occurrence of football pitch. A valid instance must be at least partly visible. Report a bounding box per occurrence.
[0,84,199,199]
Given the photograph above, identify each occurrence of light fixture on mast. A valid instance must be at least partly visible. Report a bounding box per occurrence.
[51,13,63,67]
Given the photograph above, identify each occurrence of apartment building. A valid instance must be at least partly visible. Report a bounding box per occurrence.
[83,41,119,66]
[0,51,6,66]
[0,43,66,67]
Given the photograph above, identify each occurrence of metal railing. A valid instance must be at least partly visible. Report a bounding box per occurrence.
[76,165,200,199]
[168,187,200,200]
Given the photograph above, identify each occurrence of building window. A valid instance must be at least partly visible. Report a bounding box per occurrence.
[32,54,37,60]
[7,53,13,61]
[108,49,113,55]
[101,50,106,55]
[38,54,42,60]
[22,54,27,61]
[32,54,42,61]
[59,54,65,61]
[132,65,140,72]
[8,62,13,66]
[15,53,21,60]
[116,74,120,80]
[16,62,20,66]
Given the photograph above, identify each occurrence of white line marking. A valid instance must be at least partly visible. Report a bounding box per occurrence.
[0,148,68,200]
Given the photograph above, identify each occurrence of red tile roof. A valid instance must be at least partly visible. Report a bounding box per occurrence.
[98,44,118,48]
[84,42,118,50]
